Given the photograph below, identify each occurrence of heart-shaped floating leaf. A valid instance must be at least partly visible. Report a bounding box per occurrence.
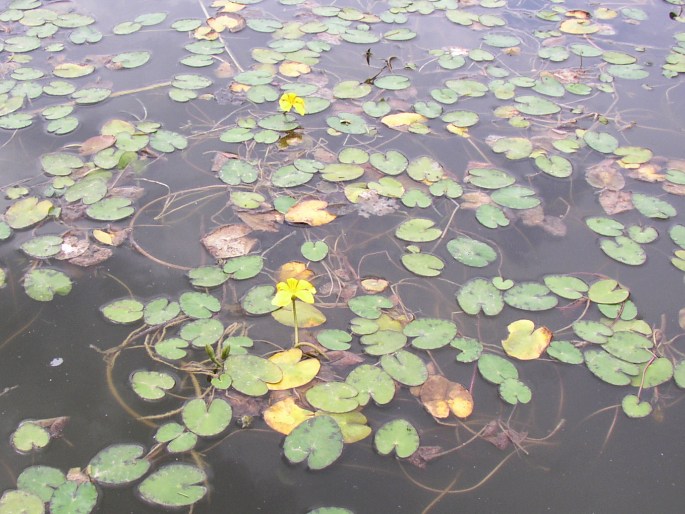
[264,397,314,435]
[348,295,393,319]
[5,197,53,229]
[138,464,207,508]
[223,255,263,280]
[179,291,221,318]
[179,319,224,347]
[224,354,282,396]
[629,358,673,388]
[621,394,652,418]
[446,236,497,267]
[271,301,326,328]
[0,490,44,514]
[503,282,558,311]
[546,341,584,364]
[188,266,228,288]
[316,329,352,350]
[477,354,519,384]
[404,318,457,350]
[360,330,407,356]
[86,197,134,221]
[456,278,504,316]
[573,320,614,344]
[323,412,372,444]
[21,235,63,258]
[451,337,483,363]
[395,218,442,242]
[501,319,552,360]
[130,371,175,400]
[11,421,50,453]
[306,382,360,413]
[50,481,98,514]
[144,298,181,326]
[499,378,532,405]
[401,251,445,277]
[374,419,419,458]
[600,236,646,265]
[17,466,66,503]
[345,364,395,406]
[101,298,144,324]
[89,444,150,486]
[24,269,72,302]
[419,375,474,418]
[182,398,232,437]
[380,350,428,386]
[543,275,588,300]
[587,279,629,304]
[584,350,639,386]
[283,415,344,470]
[603,331,653,364]
[241,285,279,315]
[301,241,329,262]
[267,348,321,390]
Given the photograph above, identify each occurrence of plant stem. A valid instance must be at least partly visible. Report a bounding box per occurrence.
[292,299,299,347]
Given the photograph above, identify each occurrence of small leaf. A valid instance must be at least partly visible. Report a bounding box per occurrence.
[501,319,552,360]
[283,416,344,470]
[374,419,419,458]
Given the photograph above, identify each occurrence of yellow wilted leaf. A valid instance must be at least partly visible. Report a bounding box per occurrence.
[594,7,618,19]
[320,411,372,443]
[419,375,473,419]
[360,277,389,293]
[631,164,664,183]
[194,26,218,40]
[212,0,246,12]
[279,61,311,78]
[278,261,314,282]
[559,19,599,35]
[284,200,336,226]
[267,348,321,390]
[501,319,552,360]
[230,82,250,93]
[271,301,326,328]
[92,229,113,245]
[381,112,427,129]
[263,397,314,434]
[445,124,470,137]
[207,13,245,32]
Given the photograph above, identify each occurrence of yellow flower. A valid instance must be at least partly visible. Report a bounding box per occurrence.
[272,278,316,307]
[279,92,306,116]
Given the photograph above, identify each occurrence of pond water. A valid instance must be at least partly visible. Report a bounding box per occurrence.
[0,0,684,512]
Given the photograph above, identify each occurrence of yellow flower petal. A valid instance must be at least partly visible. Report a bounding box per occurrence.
[272,290,293,307]
[293,97,306,116]
[272,278,316,306]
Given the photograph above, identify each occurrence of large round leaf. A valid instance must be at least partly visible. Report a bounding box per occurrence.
[283,416,344,470]
[138,464,207,508]
[89,444,150,486]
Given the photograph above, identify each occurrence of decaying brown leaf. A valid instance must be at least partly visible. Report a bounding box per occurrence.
[54,236,89,260]
[585,160,625,190]
[68,245,112,267]
[79,135,116,155]
[201,224,257,259]
[599,190,633,215]
[419,375,474,419]
[277,261,314,282]
[236,210,283,232]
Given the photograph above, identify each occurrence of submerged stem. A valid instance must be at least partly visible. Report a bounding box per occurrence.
[292,299,299,346]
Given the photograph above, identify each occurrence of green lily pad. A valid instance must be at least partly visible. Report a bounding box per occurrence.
[503,282,558,311]
[491,185,540,209]
[138,464,207,508]
[345,365,395,406]
[89,444,150,486]
[11,421,50,453]
[306,382,359,413]
[447,236,497,267]
[317,329,352,351]
[369,151,408,175]
[21,235,62,258]
[360,330,407,356]
[499,378,532,405]
[404,318,457,350]
[456,278,504,316]
[673,360,685,388]
[583,131,619,153]
[588,279,629,304]
[401,252,444,277]
[395,218,441,242]
[131,371,175,400]
[219,160,258,185]
[451,337,483,363]
[101,298,144,324]
[586,217,625,237]
[179,291,220,318]
[17,466,65,503]
[584,350,639,385]
[326,113,369,134]
[155,338,189,360]
[283,415,344,470]
[478,354,519,384]
[188,266,228,288]
[514,95,561,115]
[182,398,232,437]
[374,419,419,458]
[301,241,329,262]
[333,80,371,99]
[50,481,97,514]
[179,319,224,347]
[476,204,510,228]
[150,130,188,153]
[24,269,72,302]
[534,154,572,178]
[144,298,180,326]
[626,226,658,244]
[0,490,44,514]
[631,193,676,219]
[241,284,278,315]
[630,358,673,388]
[573,320,614,344]
[380,350,428,386]
[348,295,393,319]
[222,255,263,280]
[547,341,584,364]
[321,163,364,182]
[86,198,134,221]
[621,394,652,418]
[544,275,589,300]
[600,236,646,265]
[224,354,282,396]
[603,331,653,364]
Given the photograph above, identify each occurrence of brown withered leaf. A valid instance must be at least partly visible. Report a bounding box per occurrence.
[79,135,115,155]
[406,446,444,469]
[663,182,685,196]
[629,164,664,183]
[236,210,283,232]
[585,160,625,190]
[201,224,257,259]
[459,191,491,210]
[54,236,89,260]
[277,261,314,282]
[360,277,390,293]
[327,350,365,367]
[69,245,112,267]
[110,186,145,201]
[599,190,633,214]
[419,375,474,419]
[224,392,268,417]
